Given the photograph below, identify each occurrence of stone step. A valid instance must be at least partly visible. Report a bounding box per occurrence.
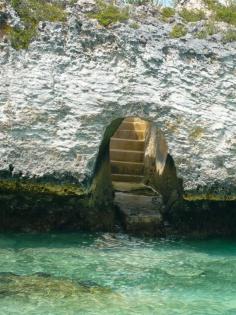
[112,182,147,192]
[115,192,161,212]
[110,138,145,151]
[112,174,144,183]
[125,117,149,123]
[113,130,145,140]
[114,192,163,235]
[110,149,144,163]
[111,160,144,175]
[119,122,147,131]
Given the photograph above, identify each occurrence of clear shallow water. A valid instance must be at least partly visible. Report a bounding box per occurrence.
[0,233,236,315]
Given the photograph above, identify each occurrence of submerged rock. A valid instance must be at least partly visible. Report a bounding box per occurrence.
[0,273,112,298]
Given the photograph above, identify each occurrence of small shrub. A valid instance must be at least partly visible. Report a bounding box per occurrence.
[9,0,67,49]
[161,7,175,21]
[130,22,140,29]
[170,24,187,38]
[223,28,236,42]
[69,0,78,5]
[179,8,205,22]
[203,0,236,26]
[215,4,236,26]
[196,21,217,38]
[124,0,151,4]
[89,0,129,27]
[196,29,207,39]
[203,0,219,10]
[9,27,37,50]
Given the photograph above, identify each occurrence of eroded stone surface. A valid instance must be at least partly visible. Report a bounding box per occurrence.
[0,0,235,194]
[115,191,163,235]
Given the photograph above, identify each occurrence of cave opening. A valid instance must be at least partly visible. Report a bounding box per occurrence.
[90,116,182,210]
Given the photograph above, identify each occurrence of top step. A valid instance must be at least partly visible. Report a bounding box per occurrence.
[119,122,147,131]
[113,130,146,140]
[125,117,149,124]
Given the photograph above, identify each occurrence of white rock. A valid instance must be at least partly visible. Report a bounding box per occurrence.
[0,2,235,194]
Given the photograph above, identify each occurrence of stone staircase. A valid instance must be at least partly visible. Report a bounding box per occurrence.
[110,117,164,235]
[110,117,148,185]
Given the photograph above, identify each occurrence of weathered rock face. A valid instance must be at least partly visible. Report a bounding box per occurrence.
[0,0,235,195]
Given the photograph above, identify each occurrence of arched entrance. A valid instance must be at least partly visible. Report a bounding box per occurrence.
[90,116,182,215]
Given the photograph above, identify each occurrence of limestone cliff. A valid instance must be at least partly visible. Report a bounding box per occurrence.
[0,0,235,196]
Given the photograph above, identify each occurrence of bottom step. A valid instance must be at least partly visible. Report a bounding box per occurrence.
[112,174,144,183]
[115,192,163,236]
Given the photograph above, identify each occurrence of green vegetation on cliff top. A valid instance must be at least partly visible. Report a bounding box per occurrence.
[9,0,67,49]
[161,7,175,21]
[223,28,236,42]
[1,0,235,48]
[203,0,236,25]
[179,8,205,22]
[89,0,129,27]
[196,21,218,39]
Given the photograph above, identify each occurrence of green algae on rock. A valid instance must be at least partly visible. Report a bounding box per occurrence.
[0,273,113,299]
[166,198,236,237]
[0,179,116,233]
[0,179,85,196]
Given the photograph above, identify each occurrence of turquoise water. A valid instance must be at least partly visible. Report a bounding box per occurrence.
[0,233,236,315]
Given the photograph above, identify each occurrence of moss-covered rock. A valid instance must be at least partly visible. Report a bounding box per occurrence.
[166,198,236,237]
[0,178,115,232]
[0,179,84,196]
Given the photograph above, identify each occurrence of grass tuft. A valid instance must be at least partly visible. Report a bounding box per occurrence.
[129,21,140,29]
[88,0,129,27]
[203,0,236,26]
[179,8,205,22]
[161,7,175,21]
[196,21,218,39]
[223,28,236,42]
[170,24,187,38]
[215,4,236,26]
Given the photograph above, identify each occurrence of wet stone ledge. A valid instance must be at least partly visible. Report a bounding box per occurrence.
[0,179,236,237]
[0,179,116,233]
